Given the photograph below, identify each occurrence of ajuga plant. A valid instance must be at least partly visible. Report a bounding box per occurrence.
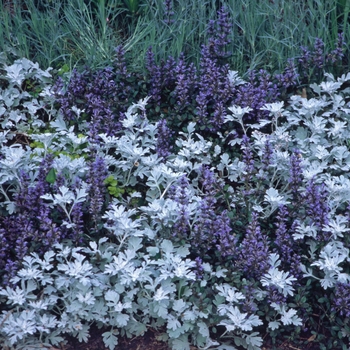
[52,4,347,143]
[298,33,347,86]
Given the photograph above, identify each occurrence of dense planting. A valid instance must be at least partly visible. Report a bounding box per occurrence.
[1,53,350,349]
[1,2,350,350]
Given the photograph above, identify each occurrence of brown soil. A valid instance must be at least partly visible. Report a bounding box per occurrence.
[58,325,171,350]
[51,325,321,350]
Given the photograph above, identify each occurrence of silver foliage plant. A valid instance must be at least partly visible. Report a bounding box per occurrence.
[1,59,350,349]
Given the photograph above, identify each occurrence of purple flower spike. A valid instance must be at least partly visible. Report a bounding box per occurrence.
[145,47,163,105]
[304,178,331,241]
[236,212,270,280]
[327,32,345,63]
[88,155,108,229]
[163,0,175,25]
[313,38,325,69]
[215,210,235,257]
[274,206,302,281]
[289,149,303,200]
[156,119,174,161]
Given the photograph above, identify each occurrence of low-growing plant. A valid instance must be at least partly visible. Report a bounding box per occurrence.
[2,57,350,349]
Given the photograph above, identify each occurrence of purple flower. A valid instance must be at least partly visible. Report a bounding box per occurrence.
[276,59,299,89]
[0,215,34,285]
[261,137,273,173]
[195,90,209,123]
[313,38,325,69]
[273,206,302,281]
[241,283,259,313]
[289,149,303,200]
[156,119,174,161]
[327,32,345,63]
[87,155,108,229]
[299,46,312,77]
[235,212,270,280]
[145,47,163,105]
[163,56,177,88]
[241,135,255,182]
[304,178,331,241]
[37,205,62,249]
[15,155,52,215]
[175,175,189,207]
[174,54,197,111]
[53,68,89,122]
[194,256,204,279]
[214,210,235,257]
[267,285,286,305]
[207,6,232,59]
[114,45,129,79]
[163,0,175,25]
[211,101,226,131]
[191,167,219,250]
[332,282,350,318]
[3,259,19,287]
[0,227,8,268]
[234,70,279,121]
[195,44,233,129]
[192,197,217,249]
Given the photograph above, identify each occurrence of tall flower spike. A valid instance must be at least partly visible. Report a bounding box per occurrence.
[327,32,345,63]
[207,6,232,59]
[163,56,177,88]
[156,119,174,161]
[304,178,331,241]
[289,149,303,201]
[174,54,195,111]
[145,47,163,105]
[235,212,270,280]
[114,45,128,78]
[194,256,204,279]
[299,45,312,78]
[276,59,299,89]
[215,210,235,257]
[163,0,175,25]
[88,155,108,230]
[241,135,255,183]
[273,206,302,282]
[313,38,325,69]
[261,137,273,172]
[192,167,218,251]
[211,101,226,132]
[37,205,62,250]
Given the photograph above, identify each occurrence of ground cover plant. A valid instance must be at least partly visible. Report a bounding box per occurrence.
[1,1,350,350]
[1,51,350,349]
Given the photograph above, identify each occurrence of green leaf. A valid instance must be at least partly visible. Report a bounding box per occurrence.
[45,168,56,184]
